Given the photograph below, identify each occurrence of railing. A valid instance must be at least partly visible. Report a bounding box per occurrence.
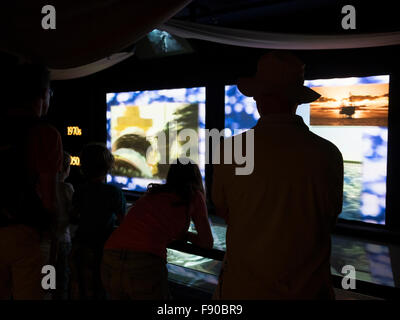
[168,240,225,261]
[167,240,400,300]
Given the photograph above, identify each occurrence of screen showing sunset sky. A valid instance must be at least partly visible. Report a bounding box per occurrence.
[310,79,388,126]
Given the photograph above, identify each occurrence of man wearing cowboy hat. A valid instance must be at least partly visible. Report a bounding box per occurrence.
[212,51,343,299]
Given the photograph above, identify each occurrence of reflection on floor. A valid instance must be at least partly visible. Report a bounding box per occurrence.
[331,235,397,287]
[167,264,383,300]
[167,264,218,295]
[167,225,400,297]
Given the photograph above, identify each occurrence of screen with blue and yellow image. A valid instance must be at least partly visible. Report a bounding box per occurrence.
[225,75,389,225]
[106,87,206,192]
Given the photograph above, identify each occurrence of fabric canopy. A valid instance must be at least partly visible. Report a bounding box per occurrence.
[50,52,133,80]
[1,0,191,69]
[161,19,400,50]
[3,2,398,80]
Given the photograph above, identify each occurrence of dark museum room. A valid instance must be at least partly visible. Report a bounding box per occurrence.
[1,0,400,311]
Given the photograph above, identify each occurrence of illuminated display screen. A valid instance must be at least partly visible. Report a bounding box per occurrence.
[106,87,206,192]
[225,75,389,225]
[136,29,194,59]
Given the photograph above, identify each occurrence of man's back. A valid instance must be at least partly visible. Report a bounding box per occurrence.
[212,114,343,299]
[0,114,60,232]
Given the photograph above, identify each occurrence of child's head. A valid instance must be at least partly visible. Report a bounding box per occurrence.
[60,151,71,182]
[80,143,114,181]
[166,158,204,194]
[147,158,204,204]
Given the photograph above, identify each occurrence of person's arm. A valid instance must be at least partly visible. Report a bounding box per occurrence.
[185,191,214,249]
[28,124,63,229]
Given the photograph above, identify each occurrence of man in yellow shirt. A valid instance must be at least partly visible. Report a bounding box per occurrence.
[212,51,343,299]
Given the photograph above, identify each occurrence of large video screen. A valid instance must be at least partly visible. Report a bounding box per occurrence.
[106,87,206,192]
[225,75,389,225]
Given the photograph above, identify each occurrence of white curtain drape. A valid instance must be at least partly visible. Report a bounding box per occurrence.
[161,19,400,50]
[50,52,133,80]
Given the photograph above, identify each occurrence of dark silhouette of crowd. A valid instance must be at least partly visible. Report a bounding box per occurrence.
[0,51,343,300]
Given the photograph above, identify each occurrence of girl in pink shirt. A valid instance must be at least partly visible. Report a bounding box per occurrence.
[102,159,213,299]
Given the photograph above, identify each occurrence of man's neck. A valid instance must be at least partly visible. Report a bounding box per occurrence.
[256,113,306,127]
[255,95,297,116]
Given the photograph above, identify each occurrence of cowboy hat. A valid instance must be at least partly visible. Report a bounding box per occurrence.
[237,51,321,104]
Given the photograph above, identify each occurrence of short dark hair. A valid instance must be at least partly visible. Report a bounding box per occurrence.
[10,64,50,106]
[147,158,204,204]
[80,143,114,179]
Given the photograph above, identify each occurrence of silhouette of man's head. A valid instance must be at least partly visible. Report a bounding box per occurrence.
[9,64,51,117]
[237,51,320,117]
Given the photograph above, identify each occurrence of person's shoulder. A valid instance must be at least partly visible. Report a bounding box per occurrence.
[30,121,61,139]
[104,183,124,196]
[64,182,74,193]
[31,120,59,133]
[308,131,342,158]
[59,181,74,195]
[192,189,206,203]
[135,192,152,204]
[146,190,178,202]
[73,182,93,196]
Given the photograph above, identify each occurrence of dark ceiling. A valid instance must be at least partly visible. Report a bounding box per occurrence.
[173,0,400,34]
[2,0,398,70]
[116,0,400,86]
